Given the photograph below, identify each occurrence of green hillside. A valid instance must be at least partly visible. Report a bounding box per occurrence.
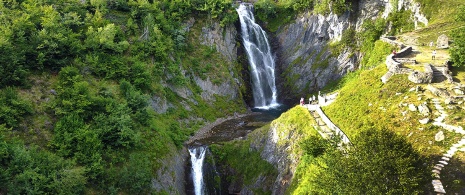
[1,0,465,194]
[0,0,245,193]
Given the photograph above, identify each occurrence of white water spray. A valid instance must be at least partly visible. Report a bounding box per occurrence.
[237,4,278,109]
[189,146,207,195]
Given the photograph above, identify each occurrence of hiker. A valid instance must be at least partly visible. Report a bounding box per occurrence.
[300,97,304,106]
[309,97,312,104]
[432,50,436,60]
[392,50,397,56]
[429,41,434,47]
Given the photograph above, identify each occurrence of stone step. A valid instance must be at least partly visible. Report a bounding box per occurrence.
[432,169,441,174]
[445,151,455,157]
[441,156,450,161]
[436,164,445,168]
[434,165,443,170]
[449,147,458,153]
[453,143,464,147]
[439,160,448,165]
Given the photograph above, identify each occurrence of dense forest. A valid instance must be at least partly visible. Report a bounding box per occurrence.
[0,0,245,193]
[1,0,465,194]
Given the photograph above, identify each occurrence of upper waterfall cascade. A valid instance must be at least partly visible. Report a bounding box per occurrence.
[237,4,278,109]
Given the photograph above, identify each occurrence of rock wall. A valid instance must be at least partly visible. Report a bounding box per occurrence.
[150,19,244,114]
[151,19,245,194]
[382,0,428,28]
[152,145,189,194]
[248,119,308,194]
[274,11,356,102]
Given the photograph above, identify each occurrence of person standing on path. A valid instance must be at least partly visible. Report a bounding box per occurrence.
[432,50,437,60]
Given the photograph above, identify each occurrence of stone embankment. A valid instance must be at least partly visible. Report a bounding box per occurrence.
[380,41,415,83]
[408,64,433,84]
[380,36,453,84]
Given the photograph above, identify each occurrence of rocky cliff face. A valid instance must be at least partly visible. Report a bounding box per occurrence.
[150,19,244,194]
[250,124,304,194]
[274,11,356,102]
[274,0,428,102]
[150,19,244,114]
[152,145,189,194]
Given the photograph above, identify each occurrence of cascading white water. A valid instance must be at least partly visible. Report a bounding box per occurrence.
[237,4,278,109]
[189,146,207,195]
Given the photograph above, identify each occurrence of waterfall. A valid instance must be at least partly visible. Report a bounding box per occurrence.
[237,4,278,109]
[189,146,207,195]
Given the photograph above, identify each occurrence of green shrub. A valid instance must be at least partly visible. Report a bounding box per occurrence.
[0,87,33,128]
[387,9,415,35]
[451,5,465,67]
[1,137,87,194]
[305,129,430,194]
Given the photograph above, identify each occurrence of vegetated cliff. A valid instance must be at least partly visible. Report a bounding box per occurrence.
[249,106,317,194]
[274,11,356,101]
[209,106,316,194]
[150,18,244,114]
[150,18,246,194]
[274,0,428,102]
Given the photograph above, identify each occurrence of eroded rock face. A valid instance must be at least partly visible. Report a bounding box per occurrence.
[152,146,189,194]
[149,20,243,114]
[275,11,356,101]
[382,0,428,28]
[249,122,306,194]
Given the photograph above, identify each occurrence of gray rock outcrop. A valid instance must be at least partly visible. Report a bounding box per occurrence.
[152,145,188,194]
[437,34,449,49]
[250,122,306,194]
[382,0,428,29]
[408,64,433,84]
[275,11,356,99]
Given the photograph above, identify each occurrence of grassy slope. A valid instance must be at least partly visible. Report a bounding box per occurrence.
[322,0,465,191]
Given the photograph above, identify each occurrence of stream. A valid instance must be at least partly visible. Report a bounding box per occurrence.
[185,106,288,195]
[185,3,282,194]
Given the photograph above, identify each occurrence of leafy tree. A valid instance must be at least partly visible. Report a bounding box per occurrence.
[451,5,465,67]
[308,129,430,194]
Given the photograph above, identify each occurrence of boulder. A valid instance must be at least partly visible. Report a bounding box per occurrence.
[407,65,433,84]
[437,34,449,49]
[419,118,430,124]
[418,104,430,116]
[454,88,464,95]
[435,131,445,142]
[408,104,417,112]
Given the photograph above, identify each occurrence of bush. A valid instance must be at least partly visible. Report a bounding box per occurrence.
[307,129,431,194]
[0,137,87,194]
[0,87,33,128]
[451,6,465,67]
[54,67,93,118]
